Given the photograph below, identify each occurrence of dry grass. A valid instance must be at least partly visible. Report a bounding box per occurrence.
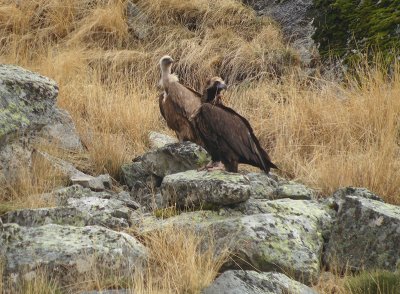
[0,152,68,213]
[132,225,229,293]
[226,61,400,203]
[0,0,399,208]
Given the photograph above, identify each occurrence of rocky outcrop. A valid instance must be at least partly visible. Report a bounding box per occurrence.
[120,138,210,209]
[161,170,251,208]
[137,198,334,284]
[0,223,147,286]
[244,0,318,67]
[0,65,83,189]
[1,185,140,229]
[325,195,400,272]
[202,270,317,294]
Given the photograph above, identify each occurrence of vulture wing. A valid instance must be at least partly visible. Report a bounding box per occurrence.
[159,92,166,120]
[166,82,202,118]
[194,104,277,172]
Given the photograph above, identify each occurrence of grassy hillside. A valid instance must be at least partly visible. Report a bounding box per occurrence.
[0,0,399,207]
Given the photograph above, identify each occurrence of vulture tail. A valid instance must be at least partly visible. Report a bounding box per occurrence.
[248,132,278,173]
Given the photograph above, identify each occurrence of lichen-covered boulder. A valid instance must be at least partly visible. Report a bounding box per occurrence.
[237,198,334,235]
[0,65,82,188]
[140,141,210,178]
[202,270,317,294]
[161,170,251,208]
[120,161,161,190]
[141,208,329,283]
[2,196,135,229]
[0,64,58,140]
[325,195,400,272]
[0,223,147,286]
[54,185,139,209]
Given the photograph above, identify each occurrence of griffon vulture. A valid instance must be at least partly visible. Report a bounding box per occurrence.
[191,77,277,173]
[158,55,203,145]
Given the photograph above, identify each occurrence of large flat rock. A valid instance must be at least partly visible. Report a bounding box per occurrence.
[1,185,141,229]
[202,270,317,294]
[325,195,400,271]
[161,170,251,207]
[0,223,147,286]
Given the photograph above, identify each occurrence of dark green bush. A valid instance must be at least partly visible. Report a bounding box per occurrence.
[312,0,400,62]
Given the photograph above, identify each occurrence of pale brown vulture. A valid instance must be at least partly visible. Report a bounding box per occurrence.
[191,77,277,173]
[158,55,203,145]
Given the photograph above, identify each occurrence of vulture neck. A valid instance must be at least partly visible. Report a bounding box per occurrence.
[160,65,177,89]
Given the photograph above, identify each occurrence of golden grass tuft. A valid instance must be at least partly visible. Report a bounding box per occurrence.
[131,225,229,293]
[0,152,68,212]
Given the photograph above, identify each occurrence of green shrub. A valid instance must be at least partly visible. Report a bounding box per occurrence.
[344,270,400,294]
[312,0,400,62]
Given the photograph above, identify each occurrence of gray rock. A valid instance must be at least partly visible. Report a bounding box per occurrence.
[126,1,151,40]
[237,198,333,234]
[275,182,315,200]
[120,161,161,190]
[148,131,177,149]
[0,65,83,188]
[2,196,134,229]
[202,270,317,294]
[0,223,147,286]
[246,172,278,199]
[161,170,251,208]
[245,0,318,67]
[70,173,112,192]
[38,108,83,150]
[0,64,58,141]
[36,150,112,192]
[332,186,384,202]
[140,141,210,178]
[246,173,315,200]
[141,208,330,283]
[54,185,138,207]
[325,195,400,272]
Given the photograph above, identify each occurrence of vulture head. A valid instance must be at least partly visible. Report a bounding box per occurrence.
[203,77,227,104]
[159,55,174,72]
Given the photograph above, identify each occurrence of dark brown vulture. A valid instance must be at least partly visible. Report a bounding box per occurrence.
[191,77,277,173]
[158,55,203,145]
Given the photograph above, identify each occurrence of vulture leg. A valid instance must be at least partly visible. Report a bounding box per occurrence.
[197,160,225,171]
[223,160,238,173]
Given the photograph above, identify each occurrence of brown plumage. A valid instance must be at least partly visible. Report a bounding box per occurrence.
[191,77,277,173]
[158,55,203,145]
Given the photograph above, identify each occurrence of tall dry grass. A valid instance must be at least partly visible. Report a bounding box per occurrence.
[0,0,399,206]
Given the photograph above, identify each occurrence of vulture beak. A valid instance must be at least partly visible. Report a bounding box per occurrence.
[217,82,227,90]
